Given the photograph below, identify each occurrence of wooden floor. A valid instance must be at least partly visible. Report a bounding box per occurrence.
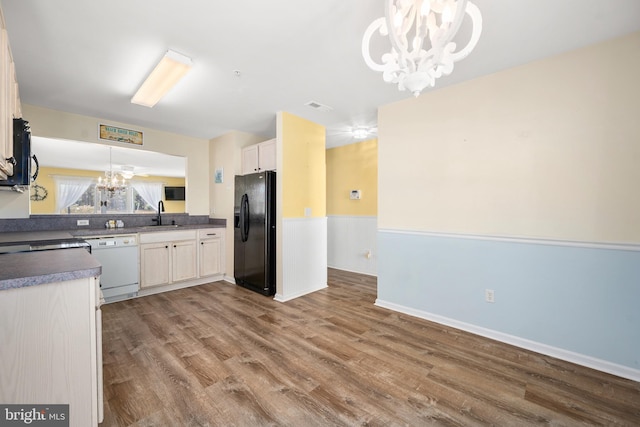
[100,269,640,426]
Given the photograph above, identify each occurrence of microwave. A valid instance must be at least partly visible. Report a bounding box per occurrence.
[0,118,38,187]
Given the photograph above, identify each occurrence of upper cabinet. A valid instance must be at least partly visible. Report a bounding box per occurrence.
[0,9,20,180]
[242,138,276,175]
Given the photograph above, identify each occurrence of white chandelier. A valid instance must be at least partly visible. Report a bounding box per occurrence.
[362,0,482,97]
[96,147,127,195]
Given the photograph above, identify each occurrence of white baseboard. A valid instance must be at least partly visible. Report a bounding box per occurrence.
[327,265,377,277]
[136,274,224,298]
[375,299,640,383]
[274,283,328,303]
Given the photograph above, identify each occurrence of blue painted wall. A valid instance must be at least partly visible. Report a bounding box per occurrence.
[378,231,640,370]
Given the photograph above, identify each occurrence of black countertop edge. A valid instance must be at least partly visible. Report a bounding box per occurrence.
[0,248,102,291]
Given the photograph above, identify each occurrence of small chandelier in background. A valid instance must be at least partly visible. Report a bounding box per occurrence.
[96,147,127,195]
[362,0,482,97]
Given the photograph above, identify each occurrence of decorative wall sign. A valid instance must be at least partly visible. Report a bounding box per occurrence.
[99,124,143,145]
[214,167,224,184]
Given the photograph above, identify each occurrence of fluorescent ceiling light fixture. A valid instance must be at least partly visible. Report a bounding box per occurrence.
[131,50,192,107]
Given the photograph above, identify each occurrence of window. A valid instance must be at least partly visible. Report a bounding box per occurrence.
[56,177,161,214]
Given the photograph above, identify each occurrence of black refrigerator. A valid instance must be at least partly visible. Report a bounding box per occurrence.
[234,171,276,296]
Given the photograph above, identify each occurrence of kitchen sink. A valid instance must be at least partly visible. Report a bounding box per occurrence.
[138,224,183,230]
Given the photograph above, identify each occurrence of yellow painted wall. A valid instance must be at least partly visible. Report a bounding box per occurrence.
[280,112,326,218]
[379,31,640,243]
[30,166,185,214]
[326,139,377,216]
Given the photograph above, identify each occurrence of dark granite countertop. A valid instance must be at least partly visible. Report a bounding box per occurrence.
[0,248,102,291]
[0,221,225,291]
[0,230,74,244]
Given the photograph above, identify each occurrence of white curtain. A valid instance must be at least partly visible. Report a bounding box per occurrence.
[131,181,162,211]
[54,176,93,213]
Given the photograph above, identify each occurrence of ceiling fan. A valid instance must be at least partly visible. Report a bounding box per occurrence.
[116,165,149,179]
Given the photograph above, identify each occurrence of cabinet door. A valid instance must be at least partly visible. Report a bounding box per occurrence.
[242,144,259,175]
[199,238,222,277]
[172,240,197,282]
[140,243,171,288]
[0,278,99,426]
[258,139,276,171]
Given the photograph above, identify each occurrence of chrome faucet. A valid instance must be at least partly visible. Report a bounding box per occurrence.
[152,200,165,225]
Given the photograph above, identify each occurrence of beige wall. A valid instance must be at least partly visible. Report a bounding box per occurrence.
[10,104,209,216]
[379,31,640,243]
[209,130,266,277]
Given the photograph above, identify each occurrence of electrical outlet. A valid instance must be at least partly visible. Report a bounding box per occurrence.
[485,289,495,303]
[76,219,89,226]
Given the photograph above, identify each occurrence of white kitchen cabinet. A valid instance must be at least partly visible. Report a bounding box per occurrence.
[139,230,198,288]
[139,242,171,288]
[0,276,102,426]
[198,228,225,278]
[242,138,276,175]
[172,239,198,282]
[0,25,17,180]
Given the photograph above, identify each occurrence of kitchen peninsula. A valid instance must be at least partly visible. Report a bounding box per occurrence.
[0,237,103,426]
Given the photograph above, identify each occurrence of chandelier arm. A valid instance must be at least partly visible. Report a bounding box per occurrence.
[436,0,469,48]
[449,2,482,61]
[362,17,391,72]
[385,0,413,71]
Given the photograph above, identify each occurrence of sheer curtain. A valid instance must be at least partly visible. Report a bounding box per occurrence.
[131,181,162,211]
[54,176,93,213]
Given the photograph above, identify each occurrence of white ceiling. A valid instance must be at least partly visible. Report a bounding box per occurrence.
[3,0,640,149]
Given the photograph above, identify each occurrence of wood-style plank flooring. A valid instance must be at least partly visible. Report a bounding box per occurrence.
[100,269,640,426]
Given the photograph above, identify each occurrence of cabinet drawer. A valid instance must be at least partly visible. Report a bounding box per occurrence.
[197,228,223,239]
[139,229,196,243]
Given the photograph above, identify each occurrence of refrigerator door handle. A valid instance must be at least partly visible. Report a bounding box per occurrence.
[241,194,250,242]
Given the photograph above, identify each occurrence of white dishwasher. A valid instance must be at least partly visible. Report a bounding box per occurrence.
[86,235,139,303]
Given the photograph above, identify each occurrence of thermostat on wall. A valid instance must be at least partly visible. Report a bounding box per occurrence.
[350,190,361,200]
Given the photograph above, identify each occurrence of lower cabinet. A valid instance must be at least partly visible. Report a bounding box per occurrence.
[172,240,198,282]
[199,228,224,278]
[139,242,171,288]
[139,228,224,289]
[0,277,102,426]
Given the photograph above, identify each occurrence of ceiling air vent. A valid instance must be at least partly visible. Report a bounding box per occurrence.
[305,101,333,112]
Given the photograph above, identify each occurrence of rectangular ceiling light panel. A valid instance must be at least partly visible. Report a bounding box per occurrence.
[131,50,192,108]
